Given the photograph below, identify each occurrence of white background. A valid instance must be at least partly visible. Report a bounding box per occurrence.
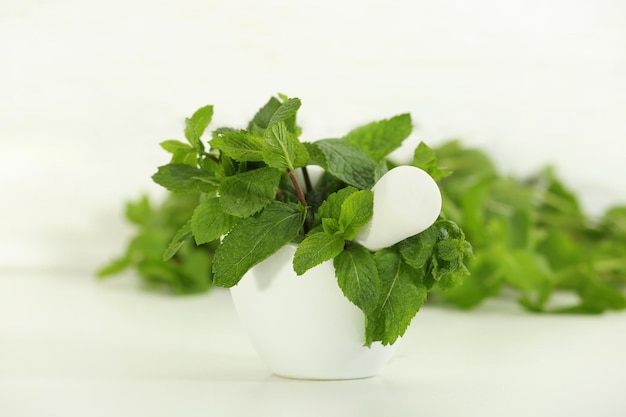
[1,0,626,416]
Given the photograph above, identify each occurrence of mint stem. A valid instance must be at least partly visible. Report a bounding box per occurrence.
[301,166,313,193]
[288,169,307,207]
[287,169,311,233]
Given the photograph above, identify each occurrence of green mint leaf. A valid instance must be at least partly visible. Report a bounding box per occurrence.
[152,164,219,193]
[413,141,452,181]
[321,218,341,235]
[248,96,282,134]
[215,154,237,180]
[303,142,327,166]
[160,140,197,166]
[436,239,465,261]
[160,140,193,154]
[163,219,193,261]
[190,105,214,139]
[263,121,310,171]
[343,113,412,162]
[96,255,131,278]
[175,244,213,294]
[498,250,553,311]
[374,159,389,182]
[129,231,169,260]
[422,219,472,291]
[184,118,204,153]
[601,206,626,237]
[312,139,377,189]
[334,244,380,314]
[365,248,428,346]
[293,232,345,275]
[438,252,503,309]
[268,97,301,132]
[209,130,265,162]
[218,167,282,218]
[170,149,198,166]
[315,187,358,222]
[212,202,306,287]
[338,190,374,240]
[568,278,626,314]
[124,195,152,226]
[399,224,438,270]
[191,197,238,245]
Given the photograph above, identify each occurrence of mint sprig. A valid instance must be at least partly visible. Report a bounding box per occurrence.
[100,96,626,327]
[431,141,626,313]
[98,95,473,345]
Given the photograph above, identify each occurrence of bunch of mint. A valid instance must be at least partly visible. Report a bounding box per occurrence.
[99,95,472,345]
[433,141,626,313]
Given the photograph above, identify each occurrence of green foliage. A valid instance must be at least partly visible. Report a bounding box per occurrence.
[100,95,469,345]
[293,232,345,275]
[343,113,412,162]
[101,94,624,346]
[310,139,378,189]
[334,244,380,314]
[212,202,306,287]
[365,248,428,346]
[190,197,238,245]
[152,164,218,193]
[209,130,265,162]
[434,140,626,313]
[218,167,282,217]
[262,121,309,171]
[97,194,213,294]
[293,187,374,275]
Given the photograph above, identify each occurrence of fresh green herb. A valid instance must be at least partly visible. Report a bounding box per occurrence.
[99,99,626,321]
[428,140,626,313]
[97,193,214,294]
[99,95,471,346]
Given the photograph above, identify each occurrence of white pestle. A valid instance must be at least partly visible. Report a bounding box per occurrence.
[353,165,442,251]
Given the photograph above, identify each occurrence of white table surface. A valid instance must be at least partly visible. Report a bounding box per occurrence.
[2,0,626,416]
[2,270,626,417]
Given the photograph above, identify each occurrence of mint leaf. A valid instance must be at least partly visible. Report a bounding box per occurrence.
[191,197,238,244]
[152,164,219,193]
[209,130,265,162]
[412,141,452,181]
[499,250,553,311]
[343,113,412,162]
[321,218,341,235]
[374,159,389,182]
[303,142,327,166]
[97,255,131,278]
[312,139,377,189]
[125,195,152,226]
[268,97,301,132]
[334,244,380,314]
[159,140,198,166]
[163,219,193,261]
[263,121,310,171]
[219,167,283,218]
[183,105,214,153]
[184,119,203,152]
[366,248,428,346]
[293,232,345,275]
[399,225,438,270]
[422,219,473,290]
[248,96,282,133]
[212,202,306,287]
[160,140,193,154]
[315,187,358,222]
[338,190,374,240]
[190,105,214,139]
